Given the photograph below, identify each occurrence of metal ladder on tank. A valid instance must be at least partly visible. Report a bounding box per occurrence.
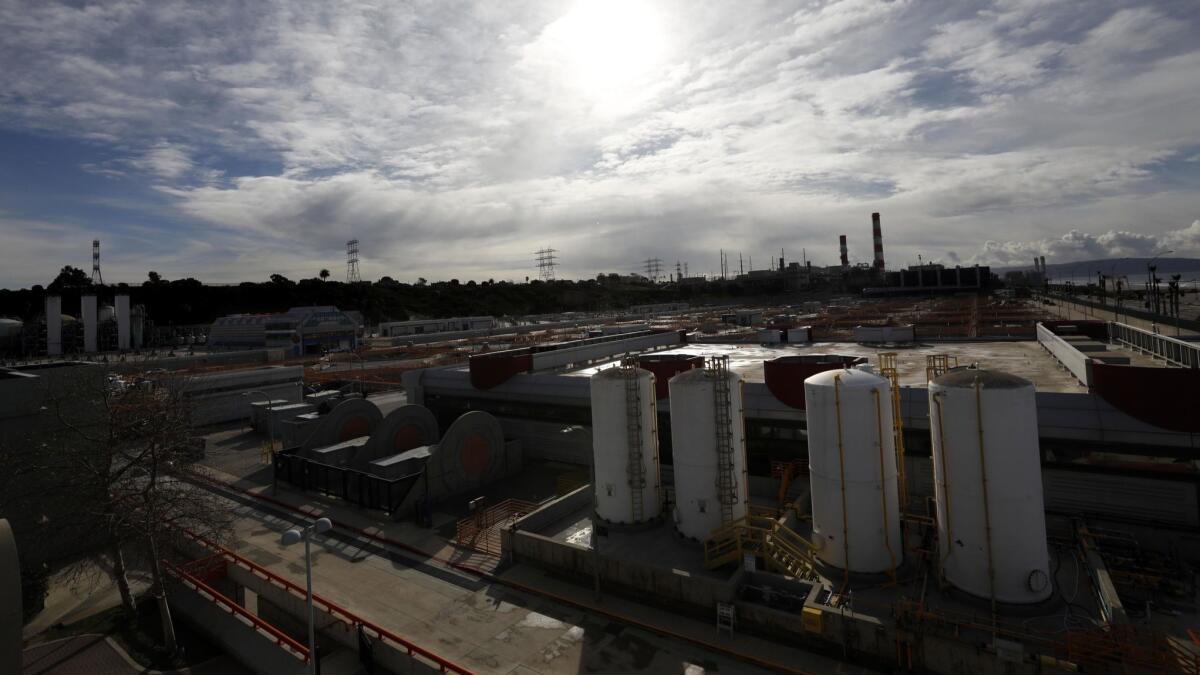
[711,356,739,525]
[621,361,647,522]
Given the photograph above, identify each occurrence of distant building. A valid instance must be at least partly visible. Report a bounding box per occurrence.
[378,316,495,338]
[208,306,359,355]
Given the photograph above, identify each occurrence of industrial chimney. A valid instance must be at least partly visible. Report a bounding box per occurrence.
[839,235,849,270]
[1039,256,1046,274]
[872,213,885,271]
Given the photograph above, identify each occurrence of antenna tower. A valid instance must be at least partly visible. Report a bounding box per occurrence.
[535,247,558,281]
[91,239,104,285]
[346,239,362,282]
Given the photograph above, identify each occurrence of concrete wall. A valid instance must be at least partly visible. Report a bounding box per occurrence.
[45,296,61,356]
[81,295,98,353]
[1036,323,1093,387]
[509,530,737,612]
[115,295,131,350]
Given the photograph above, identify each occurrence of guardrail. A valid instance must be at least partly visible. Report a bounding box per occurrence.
[1036,323,1094,386]
[165,559,310,663]
[180,530,474,674]
[1110,322,1200,369]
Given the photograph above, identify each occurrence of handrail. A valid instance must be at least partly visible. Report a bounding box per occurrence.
[180,530,475,674]
[165,560,310,663]
[1110,321,1200,369]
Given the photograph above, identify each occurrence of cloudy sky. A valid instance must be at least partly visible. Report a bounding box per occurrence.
[1,0,1199,288]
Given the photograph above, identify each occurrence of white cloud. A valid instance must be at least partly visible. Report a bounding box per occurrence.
[0,0,1198,285]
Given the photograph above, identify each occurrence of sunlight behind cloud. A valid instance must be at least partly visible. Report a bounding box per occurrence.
[529,0,672,117]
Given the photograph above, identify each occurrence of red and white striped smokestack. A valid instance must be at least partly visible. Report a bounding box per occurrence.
[871,212,884,271]
[839,235,848,269]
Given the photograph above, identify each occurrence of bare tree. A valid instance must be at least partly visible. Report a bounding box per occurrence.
[0,364,233,653]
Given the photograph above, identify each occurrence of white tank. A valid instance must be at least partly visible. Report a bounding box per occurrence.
[929,368,1051,604]
[669,367,748,539]
[804,367,902,573]
[590,366,662,524]
[98,305,116,322]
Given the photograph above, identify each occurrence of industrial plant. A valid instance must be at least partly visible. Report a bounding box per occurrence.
[6,214,1200,675]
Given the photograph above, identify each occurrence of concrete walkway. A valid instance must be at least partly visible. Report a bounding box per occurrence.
[208,474,874,674]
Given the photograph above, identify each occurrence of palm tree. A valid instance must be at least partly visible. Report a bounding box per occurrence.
[319,268,330,282]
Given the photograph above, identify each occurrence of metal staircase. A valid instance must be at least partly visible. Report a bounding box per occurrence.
[622,361,647,522]
[711,356,739,524]
[704,514,818,580]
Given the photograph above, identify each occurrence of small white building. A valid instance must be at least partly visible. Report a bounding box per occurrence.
[378,316,495,337]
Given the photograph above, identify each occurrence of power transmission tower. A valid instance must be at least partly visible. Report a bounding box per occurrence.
[91,239,104,285]
[535,247,558,281]
[346,239,362,282]
[643,257,663,282]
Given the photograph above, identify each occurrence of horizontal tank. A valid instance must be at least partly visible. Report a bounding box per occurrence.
[929,367,1052,604]
[590,366,661,524]
[804,367,902,574]
[669,366,748,539]
[98,305,116,322]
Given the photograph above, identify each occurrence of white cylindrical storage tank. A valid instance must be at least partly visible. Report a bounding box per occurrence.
[804,367,902,574]
[590,367,662,524]
[929,368,1051,604]
[669,367,748,539]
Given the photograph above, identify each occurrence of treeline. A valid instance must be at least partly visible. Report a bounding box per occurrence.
[0,266,785,326]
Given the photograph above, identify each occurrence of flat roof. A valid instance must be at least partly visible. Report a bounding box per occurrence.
[573,341,1094,393]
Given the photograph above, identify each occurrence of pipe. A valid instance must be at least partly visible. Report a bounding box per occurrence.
[974,379,998,631]
[873,388,898,582]
[833,374,850,591]
[932,393,954,585]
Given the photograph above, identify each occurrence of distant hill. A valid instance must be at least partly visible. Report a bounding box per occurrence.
[997,257,1200,281]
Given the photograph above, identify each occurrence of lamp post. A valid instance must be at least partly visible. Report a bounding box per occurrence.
[282,517,332,675]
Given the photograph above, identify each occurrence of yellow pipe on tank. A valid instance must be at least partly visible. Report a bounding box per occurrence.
[833,373,850,591]
[873,388,898,583]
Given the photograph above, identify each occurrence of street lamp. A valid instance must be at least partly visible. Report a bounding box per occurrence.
[282,517,332,675]
[346,350,365,397]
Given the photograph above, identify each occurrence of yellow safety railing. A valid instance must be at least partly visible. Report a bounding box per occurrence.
[703,514,819,580]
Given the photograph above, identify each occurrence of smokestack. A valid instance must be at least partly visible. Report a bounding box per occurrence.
[839,235,849,269]
[1033,257,1039,273]
[872,212,884,271]
[1039,256,1046,274]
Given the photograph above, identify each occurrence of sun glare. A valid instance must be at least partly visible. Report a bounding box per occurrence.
[539,0,669,114]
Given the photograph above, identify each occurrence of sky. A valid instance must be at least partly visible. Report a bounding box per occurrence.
[1,0,1199,288]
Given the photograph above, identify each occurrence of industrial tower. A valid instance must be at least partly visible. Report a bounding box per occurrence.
[346,239,362,283]
[91,239,103,285]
